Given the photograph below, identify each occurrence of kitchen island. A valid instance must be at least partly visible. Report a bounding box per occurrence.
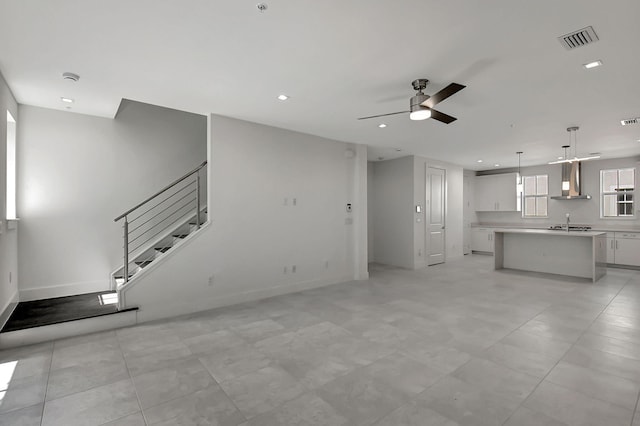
[493,229,607,282]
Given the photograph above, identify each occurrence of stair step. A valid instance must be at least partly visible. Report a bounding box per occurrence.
[0,309,138,349]
[113,207,208,286]
[0,292,138,349]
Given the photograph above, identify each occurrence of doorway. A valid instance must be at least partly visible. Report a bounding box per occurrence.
[427,166,446,265]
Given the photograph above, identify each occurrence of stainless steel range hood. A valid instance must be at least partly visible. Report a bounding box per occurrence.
[550,161,592,200]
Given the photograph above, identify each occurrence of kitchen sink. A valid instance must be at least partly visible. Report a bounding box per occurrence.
[548,225,592,231]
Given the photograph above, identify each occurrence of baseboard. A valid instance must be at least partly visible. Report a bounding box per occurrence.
[20,280,110,301]
[471,250,494,256]
[607,263,640,271]
[0,289,19,330]
[133,274,355,324]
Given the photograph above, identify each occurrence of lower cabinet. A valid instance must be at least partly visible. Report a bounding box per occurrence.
[471,228,494,253]
[606,233,616,264]
[611,232,640,267]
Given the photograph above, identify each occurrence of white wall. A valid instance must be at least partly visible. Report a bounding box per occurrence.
[462,169,478,254]
[369,157,414,269]
[476,156,640,228]
[367,162,375,262]
[0,72,19,323]
[122,115,368,323]
[17,101,206,300]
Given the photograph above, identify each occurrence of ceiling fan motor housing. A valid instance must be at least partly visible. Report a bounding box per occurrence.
[410,93,429,112]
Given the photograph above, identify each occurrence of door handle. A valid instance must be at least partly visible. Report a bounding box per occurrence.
[441,226,445,229]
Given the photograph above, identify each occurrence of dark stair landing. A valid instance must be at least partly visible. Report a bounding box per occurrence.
[1,291,137,333]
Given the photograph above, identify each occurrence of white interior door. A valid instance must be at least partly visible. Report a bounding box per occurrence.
[427,167,446,265]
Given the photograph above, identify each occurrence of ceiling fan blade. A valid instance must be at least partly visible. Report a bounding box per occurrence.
[357,111,409,120]
[421,83,466,108]
[430,109,457,124]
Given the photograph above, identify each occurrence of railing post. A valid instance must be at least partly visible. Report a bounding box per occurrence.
[195,172,201,229]
[123,217,129,283]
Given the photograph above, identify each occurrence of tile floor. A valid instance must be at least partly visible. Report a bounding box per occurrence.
[1,255,640,426]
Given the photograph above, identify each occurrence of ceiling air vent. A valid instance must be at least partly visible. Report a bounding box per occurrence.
[621,117,639,126]
[558,26,599,50]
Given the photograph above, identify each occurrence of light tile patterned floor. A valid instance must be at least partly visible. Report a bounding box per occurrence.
[1,255,640,425]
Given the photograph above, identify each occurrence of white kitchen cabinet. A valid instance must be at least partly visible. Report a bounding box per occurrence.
[471,228,494,253]
[611,232,640,267]
[474,173,520,212]
[606,233,616,264]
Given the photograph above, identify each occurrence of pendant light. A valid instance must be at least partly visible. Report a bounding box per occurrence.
[516,151,523,184]
[548,127,601,164]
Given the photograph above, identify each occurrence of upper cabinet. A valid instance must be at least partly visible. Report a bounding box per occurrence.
[475,172,520,212]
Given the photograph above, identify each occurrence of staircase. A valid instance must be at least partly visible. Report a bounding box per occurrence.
[112,208,207,287]
[112,161,208,296]
[0,162,208,349]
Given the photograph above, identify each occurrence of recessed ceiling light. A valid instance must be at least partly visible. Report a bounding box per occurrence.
[477,160,483,163]
[395,148,402,152]
[378,124,387,128]
[583,60,602,69]
[61,97,74,103]
[558,156,563,159]
[494,164,500,167]
[277,94,289,101]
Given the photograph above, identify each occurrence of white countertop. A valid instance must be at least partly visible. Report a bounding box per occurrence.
[493,228,606,237]
[472,223,640,233]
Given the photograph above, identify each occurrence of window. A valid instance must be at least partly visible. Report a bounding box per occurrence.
[601,168,635,218]
[6,111,16,220]
[522,175,548,217]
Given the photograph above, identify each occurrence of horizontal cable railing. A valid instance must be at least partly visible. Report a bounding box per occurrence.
[114,161,207,284]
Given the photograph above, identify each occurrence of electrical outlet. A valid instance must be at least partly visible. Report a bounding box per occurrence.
[283,266,288,274]
[208,275,214,286]
[418,249,422,257]
[292,265,297,273]
[293,198,297,206]
[283,198,288,206]
[324,260,329,269]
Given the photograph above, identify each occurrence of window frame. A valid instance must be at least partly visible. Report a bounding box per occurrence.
[6,110,17,220]
[600,167,635,219]
[521,174,549,218]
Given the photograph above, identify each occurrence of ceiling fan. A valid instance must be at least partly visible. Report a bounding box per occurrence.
[358,79,466,124]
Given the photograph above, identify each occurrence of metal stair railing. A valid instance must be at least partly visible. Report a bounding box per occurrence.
[114,161,207,284]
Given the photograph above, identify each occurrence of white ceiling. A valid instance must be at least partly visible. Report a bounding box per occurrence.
[1,0,639,170]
